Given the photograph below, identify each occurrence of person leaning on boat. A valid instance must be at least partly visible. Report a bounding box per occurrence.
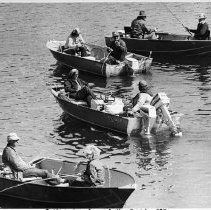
[63,28,88,57]
[64,68,96,107]
[106,31,127,64]
[131,10,158,40]
[2,133,64,185]
[67,145,105,187]
[185,13,210,40]
[128,80,155,135]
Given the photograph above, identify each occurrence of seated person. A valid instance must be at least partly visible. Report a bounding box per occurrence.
[67,145,105,187]
[2,133,64,185]
[185,13,209,40]
[106,32,127,64]
[128,80,155,135]
[64,68,96,107]
[131,10,158,39]
[63,28,88,57]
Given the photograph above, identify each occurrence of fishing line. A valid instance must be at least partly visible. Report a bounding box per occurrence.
[163,3,192,36]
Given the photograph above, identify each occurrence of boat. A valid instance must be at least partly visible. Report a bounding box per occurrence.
[46,40,153,77]
[51,86,183,136]
[105,28,211,64]
[0,155,136,208]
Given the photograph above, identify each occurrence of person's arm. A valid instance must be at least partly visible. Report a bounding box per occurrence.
[132,94,146,112]
[64,80,77,93]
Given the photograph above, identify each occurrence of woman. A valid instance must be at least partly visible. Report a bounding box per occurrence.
[69,145,105,187]
[64,68,96,107]
[129,80,156,135]
[64,28,88,57]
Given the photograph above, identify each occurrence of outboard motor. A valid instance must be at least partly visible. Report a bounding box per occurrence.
[151,92,182,136]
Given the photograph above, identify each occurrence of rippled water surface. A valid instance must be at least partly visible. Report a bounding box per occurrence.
[0,2,211,208]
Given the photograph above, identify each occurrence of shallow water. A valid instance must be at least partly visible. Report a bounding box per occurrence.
[0,2,211,208]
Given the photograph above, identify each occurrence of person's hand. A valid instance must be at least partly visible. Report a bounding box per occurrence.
[185,27,190,32]
[127,110,134,116]
[107,47,113,52]
[154,27,158,32]
[115,40,120,46]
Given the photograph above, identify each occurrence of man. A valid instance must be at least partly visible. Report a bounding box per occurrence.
[185,13,210,40]
[107,32,127,64]
[2,133,63,185]
[131,10,157,39]
[64,68,96,107]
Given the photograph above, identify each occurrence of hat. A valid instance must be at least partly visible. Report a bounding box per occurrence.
[112,31,120,37]
[7,133,20,142]
[69,68,79,77]
[138,10,146,18]
[198,13,206,20]
[84,145,101,159]
[138,80,148,88]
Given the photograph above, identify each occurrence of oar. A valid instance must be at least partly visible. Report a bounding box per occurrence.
[163,3,193,36]
[0,173,81,193]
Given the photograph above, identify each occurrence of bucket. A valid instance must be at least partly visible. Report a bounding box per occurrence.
[126,57,139,70]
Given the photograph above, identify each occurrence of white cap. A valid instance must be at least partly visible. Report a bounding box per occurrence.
[84,144,101,159]
[198,13,206,19]
[7,133,20,142]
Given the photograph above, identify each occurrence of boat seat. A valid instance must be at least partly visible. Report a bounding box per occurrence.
[69,99,88,106]
[21,177,41,182]
[56,183,69,187]
[124,26,132,36]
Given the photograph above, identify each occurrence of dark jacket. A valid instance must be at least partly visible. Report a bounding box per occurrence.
[64,78,88,93]
[110,39,127,61]
[131,18,152,38]
[190,22,209,40]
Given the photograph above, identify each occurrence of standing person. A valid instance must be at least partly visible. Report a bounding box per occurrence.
[128,80,156,135]
[2,133,64,185]
[64,28,88,57]
[64,68,96,107]
[185,13,210,40]
[68,145,105,187]
[106,31,127,64]
[131,10,157,39]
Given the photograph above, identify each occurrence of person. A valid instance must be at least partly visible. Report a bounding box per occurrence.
[63,28,88,57]
[106,31,127,64]
[131,10,158,39]
[128,80,156,135]
[185,13,210,40]
[2,133,64,185]
[67,145,105,187]
[64,68,96,107]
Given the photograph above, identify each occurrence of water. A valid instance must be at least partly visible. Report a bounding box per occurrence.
[0,2,211,208]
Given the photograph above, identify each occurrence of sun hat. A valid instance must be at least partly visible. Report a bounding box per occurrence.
[7,133,20,142]
[198,13,206,20]
[112,31,120,37]
[84,145,101,159]
[138,10,146,18]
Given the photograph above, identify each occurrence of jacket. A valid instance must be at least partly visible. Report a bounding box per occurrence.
[64,78,88,93]
[2,145,31,172]
[190,22,209,40]
[110,39,127,61]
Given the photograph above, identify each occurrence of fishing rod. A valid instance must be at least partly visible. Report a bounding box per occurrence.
[163,3,193,36]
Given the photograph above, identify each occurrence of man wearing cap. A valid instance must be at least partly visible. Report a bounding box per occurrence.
[106,31,127,64]
[2,133,64,185]
[64,68,96,107]
[131,10,157,39]
[185,13,210,40]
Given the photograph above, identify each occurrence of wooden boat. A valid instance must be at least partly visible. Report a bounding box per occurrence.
[51,87,183,136]
[46,40,153,77]
[0,155,136,208]
[105,28,211,64]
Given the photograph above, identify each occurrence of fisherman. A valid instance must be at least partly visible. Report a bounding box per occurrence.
[106,31,127,64]
[128,80,156,135]
[64,68,96,107]
[131,10,158,39]
[185,13,210,40]
[2,133,64,185]
[64,27,88,57]
[67,145,105,187]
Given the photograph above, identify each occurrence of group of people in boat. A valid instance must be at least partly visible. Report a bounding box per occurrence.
[2,133,105,187]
